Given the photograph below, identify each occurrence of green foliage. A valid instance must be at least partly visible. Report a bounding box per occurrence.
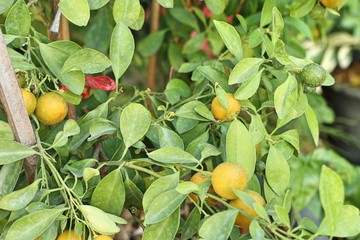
[0,0,359,239]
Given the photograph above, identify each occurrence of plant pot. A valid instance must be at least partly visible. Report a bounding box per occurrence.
[323,83,360,164]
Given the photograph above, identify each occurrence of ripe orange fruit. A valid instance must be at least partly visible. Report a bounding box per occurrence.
[20,88,37,115]
[189,171,217,205]
[320,0,339,8]
[211,93,241,122]
[57,230,82,240]
[211,162,247,200]
[93,235,113,240]
[230,190,266,231]
[35,92,68,125]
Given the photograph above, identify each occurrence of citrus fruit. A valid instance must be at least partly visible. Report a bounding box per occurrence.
[35,92,68,125]
[299,63,327,87]
[57,230,82,240]
[211,162,247,200]
[189,171,217,205]
[20,88,37,115]
[229,190,266,231]
[310,5,325,20]
[320,0,339,8]
[93,235,113,240]
[211,93,241,122]
[17,74,26,87]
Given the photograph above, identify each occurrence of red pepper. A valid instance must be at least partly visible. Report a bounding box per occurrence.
[85,76,116,91]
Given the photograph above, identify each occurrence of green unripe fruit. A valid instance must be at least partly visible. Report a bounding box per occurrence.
[310,5,326,20]
[299,63,327,87]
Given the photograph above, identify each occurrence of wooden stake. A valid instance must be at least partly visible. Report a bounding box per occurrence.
[0,29,38,183]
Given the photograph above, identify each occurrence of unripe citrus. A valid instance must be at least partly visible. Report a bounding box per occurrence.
[229,190,266,231]
[299,63,327,87]
[93,235,113,240]
[211,162,247,200]
[189,171,217,205]
[35,92,68,125]
[20,88,37,115]
[57,230,82,240]
[320,0,339,8]
[310,5,325,20]
[211,93,241,121]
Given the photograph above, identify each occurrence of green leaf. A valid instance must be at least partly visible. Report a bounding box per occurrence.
[323,72,335,86]
[91,168,125,216]
[290,0,316,18]
[175,101,209,121]
[0,0,14,15]
[143,208,180,240]
[124,178,143,209]
[275,205,290,228]
[234,69,263,100]
[64,158,98,178]
[226,120,256,180]
[169,8,199,32]
[197,66,233,92]
[260,0,276,27]
[229,58,264,85]
[274,73,298,119]
[59,0,90,26]
[175,181,198,195]
[199,210,238,240]
[0,121,14,140]
[305,105,319,146]
[88,119,117,141]
[156,0,173,8]
[0,179,40,211]
[280,129,300,154]
[249,114,266,144]
[265,146,290,196]
[144,189,186,224]
[138,29,167,57]
[158,127,184,149]
[51,120,80,148]
[5,208,64,240]
[274,40,294,66]
[5,0,30,37]
[204,0,226,14]
[113,0,141,27]
[164,78,191,105]
[143,172,179,214]
[181,208,201,240]
[120,103,151,148]
[0,161,22,196]
[110,22,135,81]
[276,92,308,128]
[284,17,313,41]
[0,139,37,165]
[214,20,243,60]
[272,8,284,46]
[249,220,265,240]
[148,147,199,164]
[61,48,111,74]
[87,0,109,10]
[79,205,120,235]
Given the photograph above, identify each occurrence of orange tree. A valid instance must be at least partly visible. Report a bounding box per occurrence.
[0,0,360,239]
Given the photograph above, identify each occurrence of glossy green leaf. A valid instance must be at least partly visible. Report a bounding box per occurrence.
[61,48,111,74]
[290,0,316,18]
[214,20,243,60]
[113,0,141,26]
[235,69,263,100]
[226,120,256,179]
[249,220,265,240]
[249,114,266,144]
[276,92,308,128]
[59,0,90,26]
[200,143,221,161]
[0,139,37,165]
[265,146,290,196]
[175,101,208,121]
[164,78,191,105]
[110,22,135,81]
[274,40,294,66]
[87,0,109,10]
[91,168,125,216]
[156,0,173,8]
[88,118,117,141]
[253,202,271,223]
[305,105,319,146]
[272,8,284,46]
[124,178,143,209]
[5,0,30,37]
[274,73,298,119]
[260,0,276,27]
[5,208,65,240]
[199,210,238,240]
[175,181,198,195]
[284,17,313,41]
[83,167,100,183]
[144,189,186,224]
[204,0,226,14]
[0,179,40,211]
[143,172,179,214]
[169,8,199,32]
[181,208,201,240]
[280,129,300,154]
[143,208,180,240]
[0,161,22,196]
[0,0,14,14]
[38,220,58,240]
[323,72,336,86]
[275,205,290,228]
[158,126,184,150]
[0,121,13,140]
[79,205,120,235]
[197,66,232,92]
[195,105,215,122]
[64,158,98,178]
[120,103,151,148]
[138,29,167,57]
[51,120,80,148]
[148,147,198,164]
[229,58,264,85]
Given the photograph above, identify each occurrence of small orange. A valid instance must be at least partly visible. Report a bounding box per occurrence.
[230,190,266,231]
[35,92,68,125]
[189,171,218,205]
[211,93,241,122]
[20,88,37,115]
[56,230,82,240]
[320,0,339,8]
[211,162,247,200]
[93,235,113,240]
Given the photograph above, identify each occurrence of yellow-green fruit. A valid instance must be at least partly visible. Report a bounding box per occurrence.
[211,93,241,122]
[21,88,37,115]
[93,235,113,240]
[56,230,82,240]
[299,63,327,87]
[229,190,266,231]
[211,162,247,200]
[35,92,68,125]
